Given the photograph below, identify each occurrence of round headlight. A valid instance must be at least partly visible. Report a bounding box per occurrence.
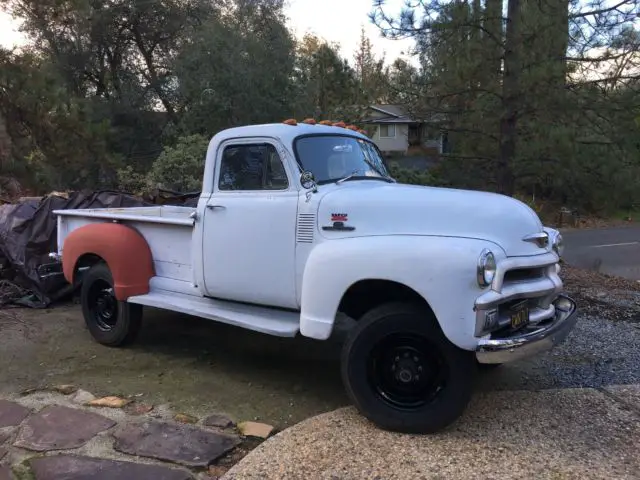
[552,233,564,258]
[477,249,496,287]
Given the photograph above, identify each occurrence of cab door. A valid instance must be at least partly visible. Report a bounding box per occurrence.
[201,138,300,309]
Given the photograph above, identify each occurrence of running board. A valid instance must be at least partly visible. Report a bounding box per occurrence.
[127,291,300,337]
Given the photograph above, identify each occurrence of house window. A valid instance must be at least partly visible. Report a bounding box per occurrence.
[379,124,396,138]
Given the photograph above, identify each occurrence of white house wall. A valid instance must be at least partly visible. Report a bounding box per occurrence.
[372,123,409,153]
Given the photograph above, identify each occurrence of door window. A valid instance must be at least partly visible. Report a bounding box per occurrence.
[218,143,289,191]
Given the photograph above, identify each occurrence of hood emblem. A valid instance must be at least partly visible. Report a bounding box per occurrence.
[522,232,549,248]
[323,213,355,232]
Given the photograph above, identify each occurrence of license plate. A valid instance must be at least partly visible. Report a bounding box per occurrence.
[510,300,530,330]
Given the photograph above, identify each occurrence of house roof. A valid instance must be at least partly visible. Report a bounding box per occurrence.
[363,105,448,126]
[369,104,408,118]
[363,104,416,124]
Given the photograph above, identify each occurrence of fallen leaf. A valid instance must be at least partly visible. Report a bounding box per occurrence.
[174,413,198,424]
[52,385,77,395]
[86,396,131,408]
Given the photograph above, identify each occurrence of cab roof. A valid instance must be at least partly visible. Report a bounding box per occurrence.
[210,123,369,146]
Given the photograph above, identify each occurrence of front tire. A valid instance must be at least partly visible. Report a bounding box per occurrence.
[341,302,475,434]
[80,263,143,347]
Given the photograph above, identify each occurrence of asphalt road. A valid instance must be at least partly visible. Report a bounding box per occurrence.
[563,225,640,280]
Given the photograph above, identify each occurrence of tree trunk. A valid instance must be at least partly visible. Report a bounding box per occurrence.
[498,0,521,195]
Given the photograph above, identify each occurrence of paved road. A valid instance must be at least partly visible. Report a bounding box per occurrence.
[562,225,640,280]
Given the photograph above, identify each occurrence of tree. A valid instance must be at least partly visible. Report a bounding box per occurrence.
[353,27,388,104]
[174,0,296,134]
[292,34,359,119]
[371,0,640,212]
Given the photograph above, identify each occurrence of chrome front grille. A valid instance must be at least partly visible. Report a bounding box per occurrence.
[475,252,562,337]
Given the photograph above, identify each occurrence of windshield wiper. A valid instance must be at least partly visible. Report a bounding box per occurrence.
[335,170,394,185]
[335,170,362,184]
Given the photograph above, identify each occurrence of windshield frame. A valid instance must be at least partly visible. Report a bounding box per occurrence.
[292,133,394,186]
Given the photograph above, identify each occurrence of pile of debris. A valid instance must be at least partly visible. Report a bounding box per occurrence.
[0,189,197,308]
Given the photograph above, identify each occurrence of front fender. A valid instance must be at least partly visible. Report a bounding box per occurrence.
[299,236,503,349]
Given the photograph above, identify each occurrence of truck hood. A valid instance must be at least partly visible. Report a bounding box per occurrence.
[317,182,548,257]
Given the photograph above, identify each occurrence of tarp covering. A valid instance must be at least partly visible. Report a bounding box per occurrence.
[0,190,155,308]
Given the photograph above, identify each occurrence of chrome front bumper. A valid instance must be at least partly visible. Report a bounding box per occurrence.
[476,294,578,364]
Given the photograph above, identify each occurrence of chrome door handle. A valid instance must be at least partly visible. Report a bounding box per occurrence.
[207,204,226,210]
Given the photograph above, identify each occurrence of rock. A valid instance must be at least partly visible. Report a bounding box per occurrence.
[113,420,240,467]
[0,432,8,444]
[14,405,116,451]
[237,421,274,439]
[0,447,6,461]
[29,455,191,480]
[0,465,11,480]
[174,413,198,424]
[207,465,228,478]
[72,389,96,404]
[0,400,30,428]
[52,385,78,395]
[86,396,131,409]
[125,403,154,416]
[203,414,235,429]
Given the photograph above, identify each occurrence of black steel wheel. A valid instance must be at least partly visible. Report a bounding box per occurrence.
[87,279,119,332]
[81,263,143,347]
[341,302,475,434]
[368,333,449,410]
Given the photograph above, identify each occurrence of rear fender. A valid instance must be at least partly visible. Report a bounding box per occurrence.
[62,223,154,301]
[299,236,500,350]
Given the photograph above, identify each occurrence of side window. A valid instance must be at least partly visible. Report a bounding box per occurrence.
[218,143,289,191]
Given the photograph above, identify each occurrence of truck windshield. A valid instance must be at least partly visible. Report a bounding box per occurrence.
[294,135,393,185]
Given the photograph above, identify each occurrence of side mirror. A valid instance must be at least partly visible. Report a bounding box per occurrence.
[300,171,317,192]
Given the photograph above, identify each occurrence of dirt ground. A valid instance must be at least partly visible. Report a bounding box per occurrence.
[0,304,349,430]
[2,264,639,432]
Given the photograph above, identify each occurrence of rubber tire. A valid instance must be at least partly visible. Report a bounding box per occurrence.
[477,362,503,371]
[80,263,143,347]
[341,302,475,434]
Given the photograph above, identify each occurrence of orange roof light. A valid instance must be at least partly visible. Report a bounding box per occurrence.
[302,118,316,125]
[358,129,368,136]
[346,125,359,131]
[319,120,333,126]
[333,121,346,128]
[283,118,297,126]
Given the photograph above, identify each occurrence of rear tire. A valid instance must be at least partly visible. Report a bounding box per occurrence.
[80,263,142,347]
[341,302,475,434]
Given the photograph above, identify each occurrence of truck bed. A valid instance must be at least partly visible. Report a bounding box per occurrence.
[54,205,196,283]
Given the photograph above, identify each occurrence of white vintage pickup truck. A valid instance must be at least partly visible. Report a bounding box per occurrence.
[52,120,577,433]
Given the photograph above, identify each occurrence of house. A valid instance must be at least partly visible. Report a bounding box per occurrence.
[361,104,449,156]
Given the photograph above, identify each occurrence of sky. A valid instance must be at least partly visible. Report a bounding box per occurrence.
[0,0,415,65]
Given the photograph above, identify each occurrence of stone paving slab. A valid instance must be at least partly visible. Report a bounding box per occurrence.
[224,387,640,480]
[203,414,235,429]
[30,455,193,480]
[0,465,12,480]
[113,420,240,467]
[14,405,116,452]
[0,401,30,428]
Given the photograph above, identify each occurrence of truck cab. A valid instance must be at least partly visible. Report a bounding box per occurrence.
[53,121,578,434]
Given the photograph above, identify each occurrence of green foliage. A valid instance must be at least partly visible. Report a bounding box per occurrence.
[387,162,438,186]
[143,134,209,193]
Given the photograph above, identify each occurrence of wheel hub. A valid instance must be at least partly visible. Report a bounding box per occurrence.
[368,333,448,410]
[88,280,118,331]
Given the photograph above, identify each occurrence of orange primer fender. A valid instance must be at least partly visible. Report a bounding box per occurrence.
[62,223,155,301]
